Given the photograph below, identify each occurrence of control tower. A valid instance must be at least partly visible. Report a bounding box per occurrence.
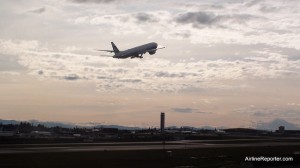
[160,112,165,132]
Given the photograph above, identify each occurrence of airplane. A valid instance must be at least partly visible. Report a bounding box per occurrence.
[98,42,165,59]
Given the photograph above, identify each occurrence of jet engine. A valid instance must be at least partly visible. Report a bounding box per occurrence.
[148,50,156,55]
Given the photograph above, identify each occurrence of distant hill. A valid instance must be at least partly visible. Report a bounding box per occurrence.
[5,118,297,131]
[29,120,77,128]
[165,126,223,130]
[0,119,220,130]
[256,118,300,130]
[0,119,77,128]
[0,119,141,130]
[0,119,20,125]
[92,125,141,130]
[199,126,216,130]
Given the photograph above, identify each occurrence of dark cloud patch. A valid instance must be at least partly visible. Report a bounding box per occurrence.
[154,71,197,78]
[230,14,262,23]
[287,55,300,61]
[172,108,211,114]
[173,31,191,38]
[134,13,157,23]
[236,107,300,120]
[69,0,116,3]
[175,11,263,28]
[28,7,46,14]
[253,111,268,117]
[259,6,280,13]
[0,54,24,71]
[155,71,183,78]
[195,111,212,114]
[37,70,44,75]
[64,74,80,80]
[176,11,219,26]
[245,0,261,7]
[115,68,128,73]
[172,108,194,113]
[210,4,224,9]
[97,76,112,80]
[119,79,142,83]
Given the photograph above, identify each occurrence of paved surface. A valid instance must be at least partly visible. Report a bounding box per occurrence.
[1,139,300,154]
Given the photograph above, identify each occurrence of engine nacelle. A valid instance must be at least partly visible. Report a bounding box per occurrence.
[148,50,156,55]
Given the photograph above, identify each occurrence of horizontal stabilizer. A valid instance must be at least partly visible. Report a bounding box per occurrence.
[99,54,114,57]
[96,49,115,53]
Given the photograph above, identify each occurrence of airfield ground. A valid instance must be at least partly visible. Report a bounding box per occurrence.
[0,139,300,168]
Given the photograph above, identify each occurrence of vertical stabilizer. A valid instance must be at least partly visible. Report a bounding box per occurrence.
[111,42,120,54]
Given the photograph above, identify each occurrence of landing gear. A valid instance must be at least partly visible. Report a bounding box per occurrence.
[130,54,143,59]
[139,53,143,59]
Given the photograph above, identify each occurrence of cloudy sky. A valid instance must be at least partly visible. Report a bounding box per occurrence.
[1,0,300,128]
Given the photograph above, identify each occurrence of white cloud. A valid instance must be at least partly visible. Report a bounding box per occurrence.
[234,105,300,120]
[64,0,300,50]
[287,103,300,107]
[1,38,300,93]
[0,39,41,55]
[1,0,300,128]
[1,0,300,93]
[0,71,20,76]
[68,11,170,35]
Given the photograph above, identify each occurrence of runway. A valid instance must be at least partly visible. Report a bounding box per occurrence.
[1,139,300,168]
[1,139,300,154]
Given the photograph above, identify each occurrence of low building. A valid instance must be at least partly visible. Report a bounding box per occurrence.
[0,131,15,137]
[30,131,52,138]
[223,128,269,136]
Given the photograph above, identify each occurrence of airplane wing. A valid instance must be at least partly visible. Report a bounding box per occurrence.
[156,46,166,50]
[146,46,166,52]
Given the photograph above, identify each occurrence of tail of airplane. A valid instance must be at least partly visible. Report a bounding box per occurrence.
[111,42,120,54]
